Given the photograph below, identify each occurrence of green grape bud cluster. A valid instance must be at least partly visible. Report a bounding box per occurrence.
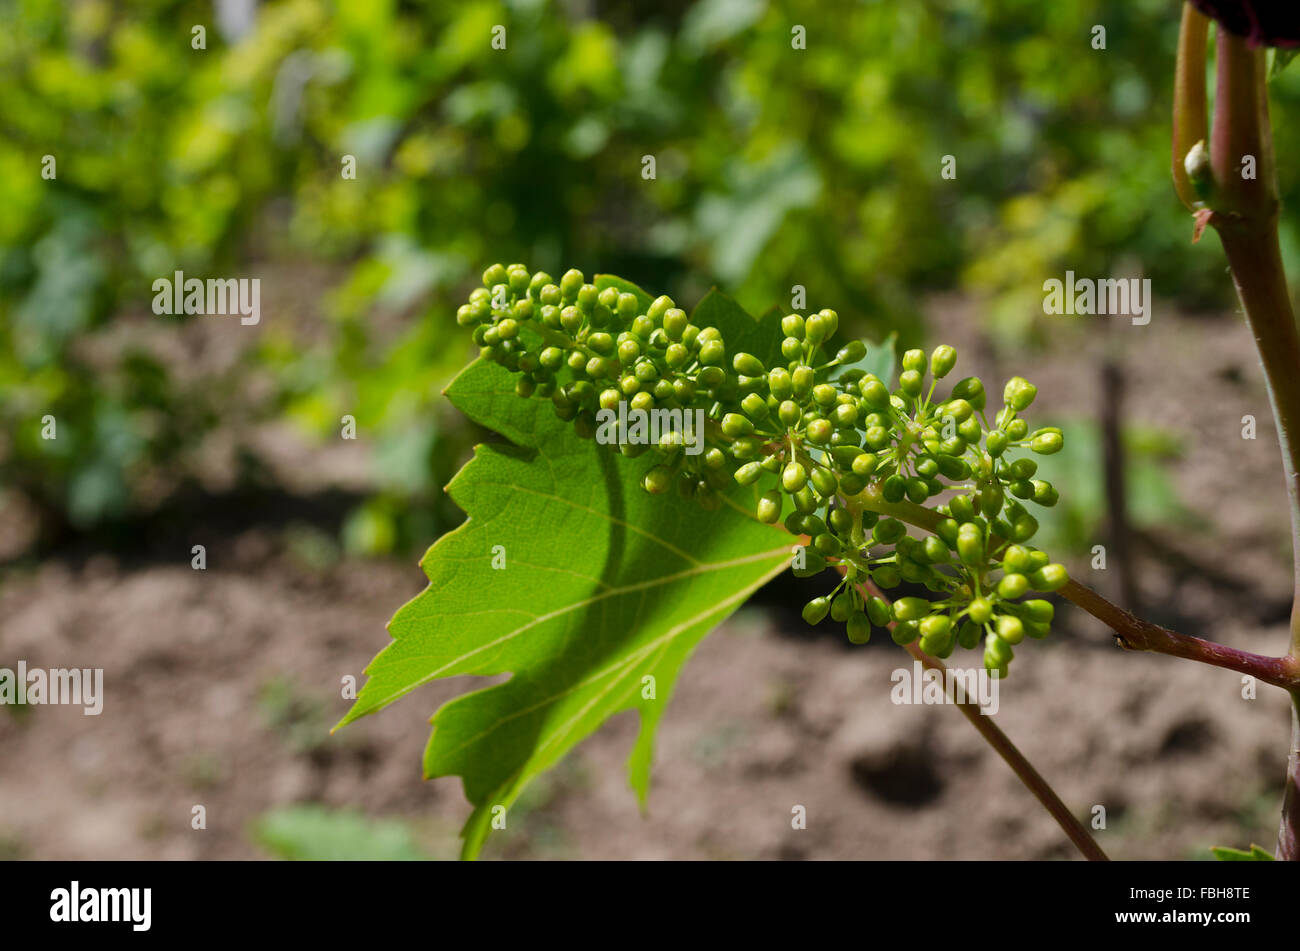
[459,264,1070,676]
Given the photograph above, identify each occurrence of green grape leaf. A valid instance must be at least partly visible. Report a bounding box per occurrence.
[1271,49,1298,78]
[336,293,790,859]
[689,287,787,369]
[1210,843,1275,861]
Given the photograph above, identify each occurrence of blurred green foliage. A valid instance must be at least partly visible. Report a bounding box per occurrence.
[4,0,1299,549]
[252,804,432,860]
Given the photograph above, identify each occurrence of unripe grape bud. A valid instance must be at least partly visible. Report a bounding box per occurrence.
[1030,432,1063,454]
[662,308,688,341]
[943,398,973,423]
[646,294,673,323]
[792,365,815,398]
[642,465,672,494]
[1010,511,1038,542]
[800,514,827,536]
[892,619,920,645]
[1001,544,1031,573]
[802,596,831,625]
[570,282,595,311]
[893,597,930,622]
[830,591,853,622]
[846,611,871,644]
[882,474,907,503]
[923,535,950,563]
[873,563,902,588]
[985,633,1013,665]
[935,454,970,480]
[853,378,885,411]
[778,400,802,427]
[810,465,838,497]
[1006,419,1029,440]
[757,490,782,524]
[665,344,690,369]
[1022,599,1054,624]
[836,340,867,365]
[996,614,1025,645]
[957,523,984,564]
[806,418,833,445]
[783,461,808,492]
[931,345,957,379]
[866,596,891,627]
[920,614,952,641]
[828,508,854,536]
[832,402,859,428]
[734,352,765,376]
[997,573,1029,599]
[699,340,726,366]
[840,471,870,494]
[721,413,755,438]
[781,313,805,339]
[950,376,986,411]
[986,431,1008,457]
[1031,480,1059,507]
[899,369,923,396]
[967,597,993,624]
[851,452,879,477]
[616,293,638,321]
[560,268,584,302]
[978,481,1003,518]
[739,393,768,421]
[872,518,906,546]
[805,314,828,345]
[1003,376,1037,412]
[781,336,803,361]
[817,309,839,338]
[734,461,763,486]
[1029,563,1069,591]
[948,494,976,522]
[768,367,794,400]
[793,485,819,513]
[902,348,927,375]
[483,263,507,287]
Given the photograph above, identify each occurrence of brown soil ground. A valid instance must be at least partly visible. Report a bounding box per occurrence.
[0,294,1295,860]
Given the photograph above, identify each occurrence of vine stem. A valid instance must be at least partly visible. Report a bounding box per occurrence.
[1281,692,1300,860]
[1061,579,1300,689]
[1189,22,1300,858]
